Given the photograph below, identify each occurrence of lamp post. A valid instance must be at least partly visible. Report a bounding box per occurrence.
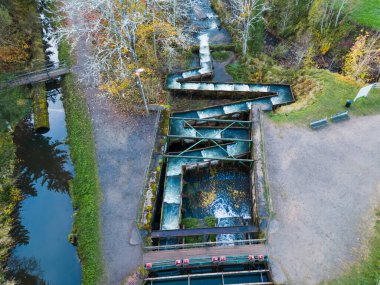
[135,68,149,115]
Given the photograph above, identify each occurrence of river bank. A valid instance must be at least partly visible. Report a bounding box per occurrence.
[1,1,85,283]
[61,72,103,285]
[0,1,45,283]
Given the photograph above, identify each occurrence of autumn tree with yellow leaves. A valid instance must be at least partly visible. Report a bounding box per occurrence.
[343,31,380,82]
[60,0,188,108]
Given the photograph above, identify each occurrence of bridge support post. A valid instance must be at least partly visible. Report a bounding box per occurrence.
[33,82,50,133]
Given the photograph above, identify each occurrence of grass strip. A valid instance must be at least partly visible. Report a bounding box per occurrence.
[62,73,103,285]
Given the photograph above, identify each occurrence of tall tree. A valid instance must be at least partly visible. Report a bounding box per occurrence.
[228,0,269,59]
[58,0,187,101]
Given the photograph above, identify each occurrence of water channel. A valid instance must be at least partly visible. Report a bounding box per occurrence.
[7,1,82,284]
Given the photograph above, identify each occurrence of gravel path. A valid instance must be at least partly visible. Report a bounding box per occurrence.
[72,22,157,285]
[89,96,156,285]
[263,115,380,284]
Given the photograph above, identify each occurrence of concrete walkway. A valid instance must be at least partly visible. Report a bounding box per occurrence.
[263,115,380,284]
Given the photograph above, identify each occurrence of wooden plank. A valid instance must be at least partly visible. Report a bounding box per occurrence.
[144,244,267,263]
[151,225,259,238]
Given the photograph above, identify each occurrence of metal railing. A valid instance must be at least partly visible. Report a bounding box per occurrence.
[144,238,266,251]
[0,61,68,89]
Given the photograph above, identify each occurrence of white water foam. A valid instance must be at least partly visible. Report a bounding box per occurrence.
[249,85,269,92]
[200,45,210,54]
[215,84,234,91]
[197,129,222,138]
[163,176,181,204]
[167,78,181,89]
[181,83,201,90]
[201,147,227,159]
[182,70,200,79]
[162,203,180,230]
[227,142,248,157]
[223,103,247,114]
[234,84,250,91]
[198,33,209,47]
[200,53,211,63]
[199,63,212,74]
[198,83,215,90]
[197,108,224,118]
[40,12,59,66]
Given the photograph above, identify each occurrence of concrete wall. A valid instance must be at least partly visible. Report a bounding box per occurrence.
[251,106,270,232]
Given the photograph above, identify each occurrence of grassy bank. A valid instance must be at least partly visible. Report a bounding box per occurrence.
[226,60,380,124]
[269,70,380,124]
[62,73,103,285]
[321,210,380,285]
[269,69,362,123]
[0,133,22,285]
[349,0,380,31]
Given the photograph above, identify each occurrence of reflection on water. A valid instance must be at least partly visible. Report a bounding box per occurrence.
[13,118,72,196]
[9,88,82,285]
[7,256,48,285]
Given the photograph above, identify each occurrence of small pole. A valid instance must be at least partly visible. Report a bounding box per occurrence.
[135,68,149,115]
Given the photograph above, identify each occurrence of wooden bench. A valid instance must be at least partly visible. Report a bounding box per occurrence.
[330,111,349,122]
[310,118,328,129]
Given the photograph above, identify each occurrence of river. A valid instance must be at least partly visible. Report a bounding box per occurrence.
[7,1,82,284]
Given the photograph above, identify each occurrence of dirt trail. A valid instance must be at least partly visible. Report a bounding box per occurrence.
[263,115,380,284]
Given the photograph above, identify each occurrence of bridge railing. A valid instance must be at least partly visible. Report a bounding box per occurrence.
[144,238,266,251]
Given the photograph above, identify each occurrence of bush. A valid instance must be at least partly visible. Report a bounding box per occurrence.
[211,51,232,61]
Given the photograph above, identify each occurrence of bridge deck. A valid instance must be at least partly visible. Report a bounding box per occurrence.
[0,67,70,90]
[151,225,259,238]
[144,244,267,263]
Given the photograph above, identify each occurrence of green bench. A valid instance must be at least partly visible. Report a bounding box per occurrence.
[331,111,349,122]
[310,118,328,129]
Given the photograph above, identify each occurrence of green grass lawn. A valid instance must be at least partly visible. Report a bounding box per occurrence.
[62,74,104,285]
[268,69,380,124]
[353,87,380,115]
[211,50,232,61]
[349,0,380,31]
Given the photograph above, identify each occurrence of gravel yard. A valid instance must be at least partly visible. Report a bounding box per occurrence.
[263,114,380,284]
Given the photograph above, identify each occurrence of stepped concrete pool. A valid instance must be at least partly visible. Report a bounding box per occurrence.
[146,17,294,247]
[165,33,294,107]
[140,0,294,284]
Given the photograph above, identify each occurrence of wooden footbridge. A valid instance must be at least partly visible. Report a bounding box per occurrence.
[0,62,70,90]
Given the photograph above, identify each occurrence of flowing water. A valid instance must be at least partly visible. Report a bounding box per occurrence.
[7,1,82,283]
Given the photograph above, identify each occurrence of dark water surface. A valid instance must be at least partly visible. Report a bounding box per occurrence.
[9,87,82,285]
